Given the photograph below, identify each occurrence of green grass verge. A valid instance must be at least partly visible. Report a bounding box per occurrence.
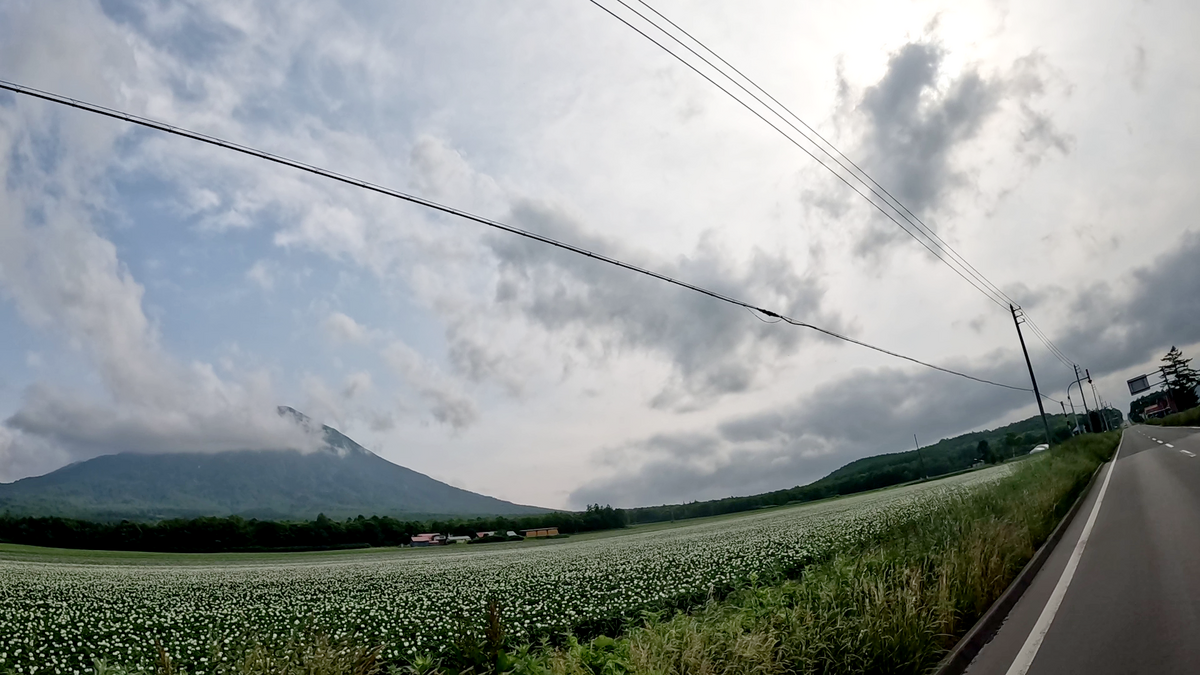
[82,432,1119,675]
[512,432,1120,675]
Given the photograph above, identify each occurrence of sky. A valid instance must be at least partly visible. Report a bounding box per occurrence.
[1,0,1198,510]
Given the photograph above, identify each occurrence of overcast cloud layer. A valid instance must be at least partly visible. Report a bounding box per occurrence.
[1,1,1197,508]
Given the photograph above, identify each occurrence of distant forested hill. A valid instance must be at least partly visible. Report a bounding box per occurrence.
[0,409,547,522]
[627,414,1072,524]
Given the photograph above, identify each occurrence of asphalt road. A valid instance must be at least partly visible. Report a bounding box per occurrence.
[965,425,1200,675]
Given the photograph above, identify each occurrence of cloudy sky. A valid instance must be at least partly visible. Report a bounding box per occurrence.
[1,0,1197,509]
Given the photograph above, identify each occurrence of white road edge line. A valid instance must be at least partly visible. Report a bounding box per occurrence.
[1003,430,1126,675]
[1182,450,1196,458]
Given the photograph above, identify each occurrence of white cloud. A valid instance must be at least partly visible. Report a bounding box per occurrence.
[322,311,371,344]
[382,341,478,430]
[342,371,373,400]
[0,14,322,475]
[245,259,278,290]
[1,1,1198,509]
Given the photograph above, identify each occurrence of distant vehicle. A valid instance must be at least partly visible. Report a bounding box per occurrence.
[1029,444,1050,454]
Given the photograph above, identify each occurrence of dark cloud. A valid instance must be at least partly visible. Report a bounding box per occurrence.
[1009,54,1074,166]
[834,42,1070,258]
[572,229,1200,508]
[571,350,1035,508]
[5,383,321,468]
[484,198,842,409]
[857,43,1001,217]
[1015,106,1072,166]
[367,411,397,433]
[0,100,322,481]
[1057,230,1200,375]
[381,341,479,431]
[572,444,815,510]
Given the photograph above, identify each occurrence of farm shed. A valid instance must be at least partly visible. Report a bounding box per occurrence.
[521,527,559,538]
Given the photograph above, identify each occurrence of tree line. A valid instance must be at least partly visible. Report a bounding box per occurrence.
[624,414,1074,525]
[1129,346,1200,422]
[0,413,1088,553]
[0,504,627,553]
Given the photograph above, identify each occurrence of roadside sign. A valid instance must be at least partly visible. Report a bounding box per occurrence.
[1127,374,1151,395]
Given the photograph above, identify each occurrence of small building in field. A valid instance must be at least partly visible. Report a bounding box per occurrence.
[521,527,559,538]
[446,535,471,544]
[476,531,497,539]
[410,533,444,547]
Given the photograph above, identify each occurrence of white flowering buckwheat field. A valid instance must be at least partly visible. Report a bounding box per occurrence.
[0,466,1011,674]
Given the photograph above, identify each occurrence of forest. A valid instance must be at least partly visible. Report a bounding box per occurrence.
[624,413,1075,524]
[0,504,626,553]
[1,414,1075,552]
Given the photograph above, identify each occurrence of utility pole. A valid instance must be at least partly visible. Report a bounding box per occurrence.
[1087,369,1108,431]
[1086,369,1101,412]
[914,434,928,479]
[1075,365,1093,413]
[1073,364,1091,432]
[1060,398,1080,429]
[1011,305,1053,445]
[1066,387,1080,433]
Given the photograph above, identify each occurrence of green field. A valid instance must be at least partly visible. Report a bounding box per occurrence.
[0,466,1013,674]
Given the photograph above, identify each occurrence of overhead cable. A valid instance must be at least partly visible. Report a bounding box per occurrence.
[590,0,1009,310]
[594,0,1082,370]
[0,78,1034,395]
[635,0,1021,309]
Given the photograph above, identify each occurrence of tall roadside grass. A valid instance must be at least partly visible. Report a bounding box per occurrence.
[1145,407,1200,427]
[92,433,1119,675]
[531,432,1119,675]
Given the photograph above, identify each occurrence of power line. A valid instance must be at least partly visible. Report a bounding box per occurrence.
[745,307,782,324]
[632,0,1022,310]
[1022,314,1076,370]
[0,77,1035,395]
[592,0,1012,310]
[586,0,1014,312]
[1024,317,1074,368]
[595,0,1083,372]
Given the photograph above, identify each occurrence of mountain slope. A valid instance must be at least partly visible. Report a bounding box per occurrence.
[626,413,1073,523]
[821,413,1069,485]
[0,411,547,521]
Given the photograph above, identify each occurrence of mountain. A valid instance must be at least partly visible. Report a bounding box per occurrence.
[0,408,548,521]
[817,413,1070,487]
[625,413,1074,524]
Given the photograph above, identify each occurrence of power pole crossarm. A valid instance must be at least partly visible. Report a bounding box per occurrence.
[1011,304,1054,445]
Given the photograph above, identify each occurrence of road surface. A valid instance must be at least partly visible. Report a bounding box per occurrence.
[965,425,1200,675]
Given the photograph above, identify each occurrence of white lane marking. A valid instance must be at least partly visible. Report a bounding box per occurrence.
[1157,440,1164,444]
[1004,431,1126,675]
[1182,450,1196,458]
[1166,444,1174,448]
